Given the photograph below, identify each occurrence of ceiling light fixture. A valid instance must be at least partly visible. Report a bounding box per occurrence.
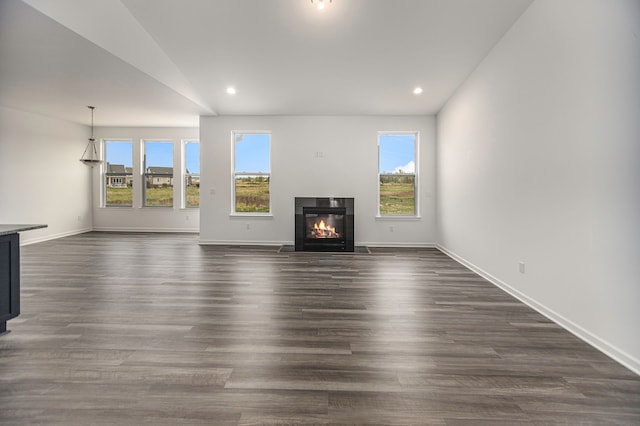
[79,106,102,167]
[413,87,423,95]
[311,0,332,11]
[226,87,236,95]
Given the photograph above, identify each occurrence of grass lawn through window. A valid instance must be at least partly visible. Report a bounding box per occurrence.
[106,187,132,206]
[145,187,173,206]
[186,186,199,207]
[235,178,269,213]
[107,186,200,207]
[380,180,415,215]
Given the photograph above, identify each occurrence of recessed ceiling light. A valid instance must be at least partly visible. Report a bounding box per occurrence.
[226,87,236,95]
[311,0,332,11]
[413,87,423,95]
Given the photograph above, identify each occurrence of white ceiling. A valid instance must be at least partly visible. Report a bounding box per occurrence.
[0,0,533,127]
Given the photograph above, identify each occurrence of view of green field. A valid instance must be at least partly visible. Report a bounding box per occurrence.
[106,187,133,206]
[186,187,200,207]
[106,186,200,207]
[145,187,173,206]
[380,176,415,215]
[235,177,269,212]
[107,179,411,214]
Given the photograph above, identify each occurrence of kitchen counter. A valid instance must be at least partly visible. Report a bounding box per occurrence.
[0,224,47,334]
[0,224,48,236]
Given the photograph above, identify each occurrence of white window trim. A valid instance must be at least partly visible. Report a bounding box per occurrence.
[376,131,419,218]
[101,138,134,208]
[231,131,272,216]
[142,139,175,208]
[182,139,200,209]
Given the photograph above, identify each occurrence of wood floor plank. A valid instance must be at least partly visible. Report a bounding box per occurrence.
[0,232,638,425]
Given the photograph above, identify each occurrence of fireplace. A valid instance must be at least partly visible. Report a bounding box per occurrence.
[295,197,354,252]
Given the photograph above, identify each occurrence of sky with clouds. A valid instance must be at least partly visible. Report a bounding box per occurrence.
[379,134,415,174]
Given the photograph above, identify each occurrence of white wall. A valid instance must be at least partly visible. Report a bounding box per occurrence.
[437,0,640,373]
[200,115,436,246]
[0,105,93,244]
[92,126,200,232]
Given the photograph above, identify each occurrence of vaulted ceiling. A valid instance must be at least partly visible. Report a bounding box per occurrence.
[0,0,533,127]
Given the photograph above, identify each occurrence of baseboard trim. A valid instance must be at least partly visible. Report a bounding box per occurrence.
[198,240,438,249]
[363,242,438,248]
[20,228,92,246]
[436,244,640,376]
[92,227,199,233]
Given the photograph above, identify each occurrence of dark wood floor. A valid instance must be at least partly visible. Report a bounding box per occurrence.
[1,232,639,425]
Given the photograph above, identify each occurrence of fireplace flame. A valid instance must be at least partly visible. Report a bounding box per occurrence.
[311,219,340,238]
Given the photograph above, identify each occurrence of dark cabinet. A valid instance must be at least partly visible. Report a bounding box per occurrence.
[0,233,20,334]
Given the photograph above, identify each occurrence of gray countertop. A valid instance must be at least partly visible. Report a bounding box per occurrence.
[0,224,48,236]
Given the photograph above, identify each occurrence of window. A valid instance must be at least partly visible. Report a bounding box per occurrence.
[233,132,270,213]
[183,140,200,208]
[143,141,174,207]
[378,132,417,216]
[104,140,133,207]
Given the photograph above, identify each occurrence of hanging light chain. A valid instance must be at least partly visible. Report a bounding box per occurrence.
[88,105,95,142]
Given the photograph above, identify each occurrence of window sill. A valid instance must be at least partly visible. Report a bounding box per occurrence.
[375,215,422,221]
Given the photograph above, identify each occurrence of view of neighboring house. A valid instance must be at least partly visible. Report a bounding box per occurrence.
[146,167,173,186]
[186,169,200,188]
[105,163,132,188]
[105,165,199,188]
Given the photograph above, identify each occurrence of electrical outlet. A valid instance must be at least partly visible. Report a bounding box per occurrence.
[185,215,189,221]
[209,189,216,195]
[389,226,394,233]
[518,261,526,274]
[246,223,251,230]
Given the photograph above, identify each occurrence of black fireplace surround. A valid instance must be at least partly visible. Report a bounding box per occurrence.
[295,197,354,252]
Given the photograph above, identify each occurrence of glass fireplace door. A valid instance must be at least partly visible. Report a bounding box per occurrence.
[302,207,347,250]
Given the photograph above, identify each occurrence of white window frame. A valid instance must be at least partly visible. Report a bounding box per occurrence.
[102,139,133,208]
[182,140,200,209]
[377,131,419,218]
[231,131,272,216]
[142,140,174,208]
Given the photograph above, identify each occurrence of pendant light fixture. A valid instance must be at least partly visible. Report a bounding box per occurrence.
[80,105,102,166]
